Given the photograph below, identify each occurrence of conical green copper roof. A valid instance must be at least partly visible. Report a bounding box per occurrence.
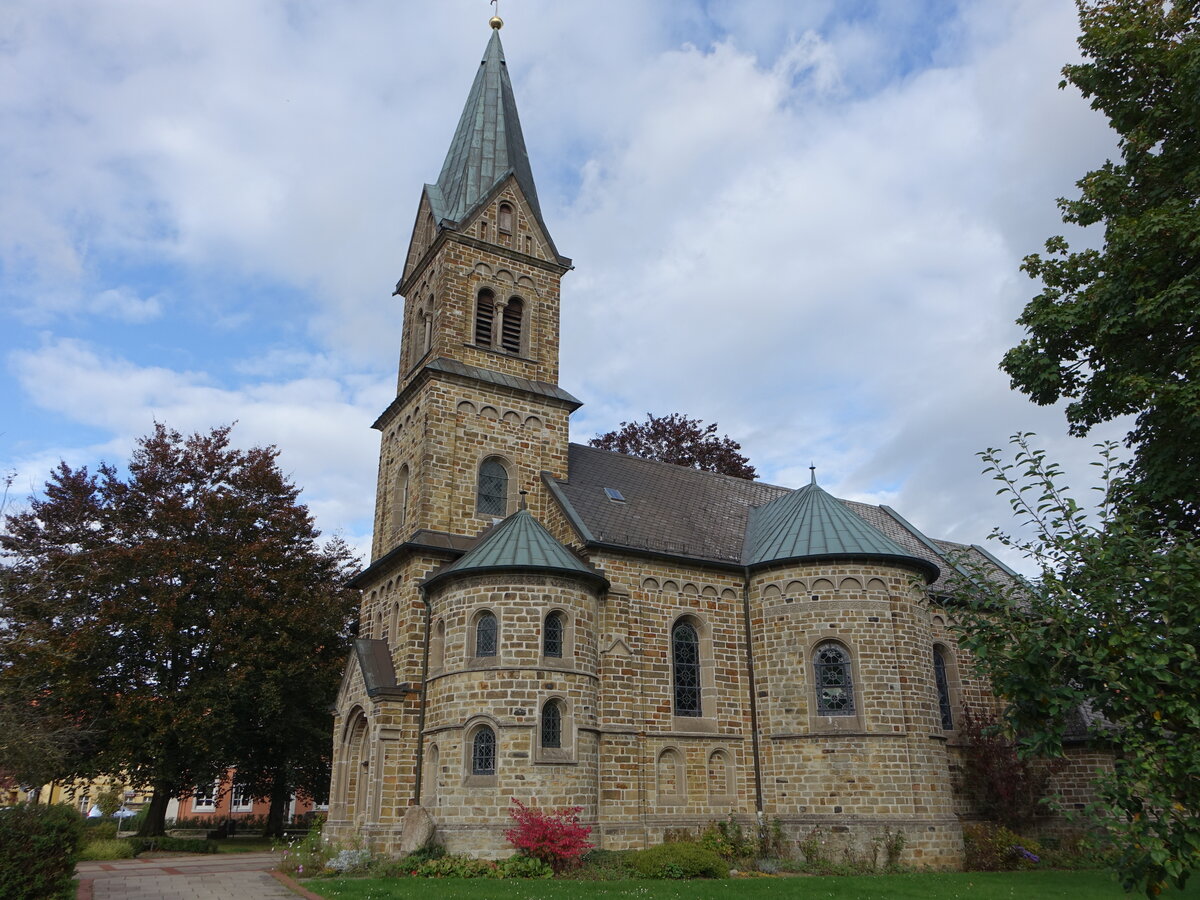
[427,28,559,257]
[425,509,607,590]
[744,474,939,582]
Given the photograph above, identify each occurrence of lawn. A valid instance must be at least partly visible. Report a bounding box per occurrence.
[304,870,1200,899]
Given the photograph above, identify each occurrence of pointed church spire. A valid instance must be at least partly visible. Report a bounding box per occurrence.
[425,25,560,258]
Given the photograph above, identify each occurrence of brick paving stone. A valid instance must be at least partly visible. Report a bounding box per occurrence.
[78,852,301,900]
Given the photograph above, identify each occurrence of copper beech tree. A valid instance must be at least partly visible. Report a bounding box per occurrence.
[588,413,757,479]
[0,425,359,836]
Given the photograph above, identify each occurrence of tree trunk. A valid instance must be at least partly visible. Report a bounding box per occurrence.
[263,769,289,838]
[138,784,172,837]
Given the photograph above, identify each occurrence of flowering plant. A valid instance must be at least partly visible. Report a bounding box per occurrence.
[503,798,593,873]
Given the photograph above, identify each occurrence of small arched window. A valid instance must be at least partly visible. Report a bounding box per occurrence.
[933,646,954,730]
[543,611,564,658]
[814,642,855,715]
[474,289,495,347]
[430,618,446,671]
[471,726,496,775]
[391,464,409,535]
[498,203,514,233]
[540,699,563,749]
[672,620,701,717]
[477,458,508,516]
[501,297,523,354]
[474,611,498,658]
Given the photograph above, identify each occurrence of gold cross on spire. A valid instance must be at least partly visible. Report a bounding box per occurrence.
[490,0,503,29]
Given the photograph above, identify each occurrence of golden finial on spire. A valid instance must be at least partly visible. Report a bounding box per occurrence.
[490,0,503,29]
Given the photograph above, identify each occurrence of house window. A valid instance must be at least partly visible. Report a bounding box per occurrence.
[814,642,855,715]
[231,783,253,811]
[471,727,496,775]
[933,646,954,730]
[501,297,523,354]
[672,620,701,717]
[541,699,563,749]
[543,611,564,658]
[192,782,217,811]
[474,611,498,658]
[474,289,495,347]
[477,458,508,516]
[498,203,514,233]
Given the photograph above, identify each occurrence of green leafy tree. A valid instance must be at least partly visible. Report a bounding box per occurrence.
[954,434,1200,897]
[1004,0,1200,529]
[588,412,757,479]
[0,424,359,836]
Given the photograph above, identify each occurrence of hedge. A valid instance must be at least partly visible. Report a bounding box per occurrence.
[0,803,85,900]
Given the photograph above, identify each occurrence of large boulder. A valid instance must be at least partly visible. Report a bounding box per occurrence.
[398,805,437,854]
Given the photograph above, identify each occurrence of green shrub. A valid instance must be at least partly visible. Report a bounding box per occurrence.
[0,803,85,900]
[497,854,554,878]
[79,839,137,861]
[128,836,219,854]
[963,823,1044,871]
[630,842,728,879]
[571,849,637,881]
[277,821,333,876]
[84,820,118,840]
[412,854,500,878]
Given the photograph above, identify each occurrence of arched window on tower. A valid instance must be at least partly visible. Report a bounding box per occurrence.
[543,611,564,658]
[474,611,498,658]
[933,645,954,730]
[471,726,496,775]
[501,297,523,354]
[540,699,563,749]
[474,289,495,347]
[814,642,855,715]
[477,457,508,516]
[498,203,514,233]
[390,464,409,536]
[672,620,702,717]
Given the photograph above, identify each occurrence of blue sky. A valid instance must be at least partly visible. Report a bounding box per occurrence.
[1,0,1127,569]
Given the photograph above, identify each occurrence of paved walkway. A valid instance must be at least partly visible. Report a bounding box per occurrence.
[76,852,316,900]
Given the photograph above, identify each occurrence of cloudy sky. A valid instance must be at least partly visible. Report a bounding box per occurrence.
[1,0,1128,570]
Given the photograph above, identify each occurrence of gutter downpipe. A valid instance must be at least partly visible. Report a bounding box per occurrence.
[741,568,764,814]
[413,584,432,807]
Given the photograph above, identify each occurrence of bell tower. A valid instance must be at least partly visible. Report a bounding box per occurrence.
[369,18,580,561]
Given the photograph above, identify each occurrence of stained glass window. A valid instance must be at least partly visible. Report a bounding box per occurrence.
[471,727,496,775]
[477,458,507,516]
[672,620,701,717]
[933,647,954,730]
[541,700,562,749]
[814,642,855,715]
[543,611,564,658]
[475,611,497,657]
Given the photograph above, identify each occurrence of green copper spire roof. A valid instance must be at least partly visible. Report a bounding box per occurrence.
[427,28,560,258]
[744,474,939,582]
[424,508,607,590]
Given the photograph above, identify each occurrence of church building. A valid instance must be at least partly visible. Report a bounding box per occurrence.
[326,18,1102,866]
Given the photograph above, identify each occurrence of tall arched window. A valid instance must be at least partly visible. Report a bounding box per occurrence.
[471,726,496,775]
[814,642,855,715]
[501,297,523,354]
[391,464,409,535]
[430,618,446,672]
[672,620,701,717]
[474,289,495,347]
[540,699,563,749]
[543,611,564,658]
[933,645,954,730]
[498,203,514,233]
[474,611,498,658]
[477,458,508,516]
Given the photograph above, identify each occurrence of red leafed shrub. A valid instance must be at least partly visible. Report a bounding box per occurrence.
[503,798,593,872]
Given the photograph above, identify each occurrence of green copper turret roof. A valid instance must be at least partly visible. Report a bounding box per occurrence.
[744,472,940,582]
[424,508,607,590]
[427,28,560,258]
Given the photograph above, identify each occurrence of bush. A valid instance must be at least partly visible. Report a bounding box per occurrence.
[84,820,118,839]
[630,842,728,879]
[79,839,136,861]
[503,798,593,873]
[128,836,219,854]
[277,821,333,877]
[0,803,85,900]
[963,823,1044,871]
[498,854,554,878]
[412,855,500,878]
[325,848,373,874]
[571,849,637,881]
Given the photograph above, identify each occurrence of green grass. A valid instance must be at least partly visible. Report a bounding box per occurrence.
[304,870,1200,900]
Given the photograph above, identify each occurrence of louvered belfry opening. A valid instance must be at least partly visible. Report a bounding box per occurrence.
[501,297,523,353]
[475,289,495,347]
